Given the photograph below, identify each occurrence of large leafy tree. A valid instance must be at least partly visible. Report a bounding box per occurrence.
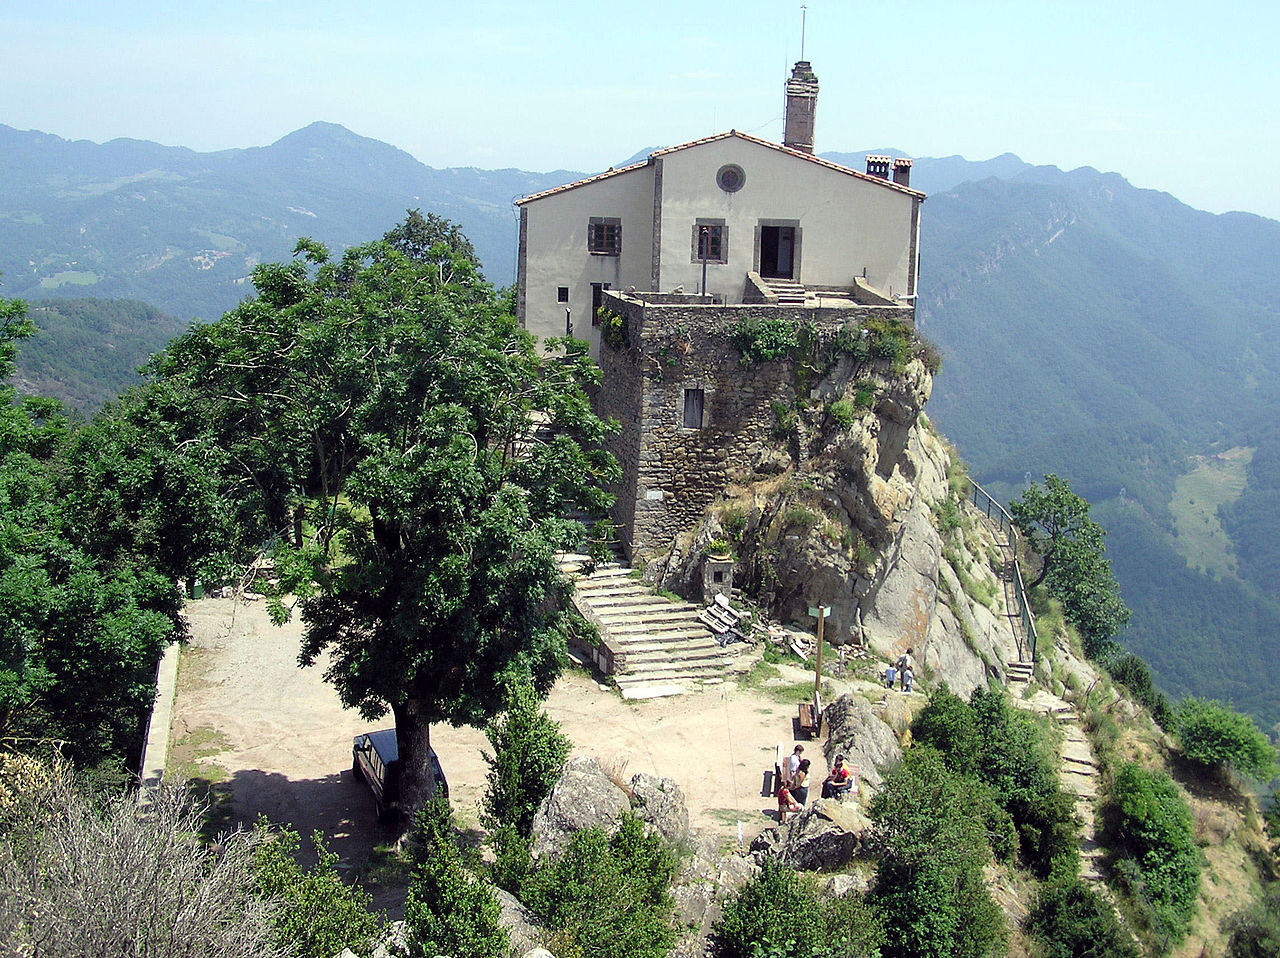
[1010,474,1130,654]
[152,227,616,822]
[1,298,215,774]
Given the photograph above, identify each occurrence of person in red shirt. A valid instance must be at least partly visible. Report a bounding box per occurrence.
[821,754,853,799]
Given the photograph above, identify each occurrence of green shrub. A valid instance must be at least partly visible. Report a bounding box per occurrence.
[720,506,748,541]
[913,686,1079,877]
[782,505,819,530]
[403,798,509,958]
[252,824,382,958]
[853,380,877,410]
[730,317,800,365]
[522,814,678,958]
[852,536,876,569]
[599,308,627,350]
[1222,881,1280,958]
[1106,654,1172,727]
[481,684,572,837]
[1026,875,1138,958]
[712,858,883,958]
[830,398,856,429]
[1103,763,1202,950]
[1173,697,1279,782]
[934,498,962,534]
[869,748,1007,958]
[704,539,733,559]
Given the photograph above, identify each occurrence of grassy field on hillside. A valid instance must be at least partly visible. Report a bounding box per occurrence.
[1168,447,1252,580]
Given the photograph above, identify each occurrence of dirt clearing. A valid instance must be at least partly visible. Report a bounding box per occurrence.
[169,598,834,863]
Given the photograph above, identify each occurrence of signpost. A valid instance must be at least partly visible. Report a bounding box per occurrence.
[807,605,829,733]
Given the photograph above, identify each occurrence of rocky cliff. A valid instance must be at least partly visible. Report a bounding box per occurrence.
[643,352,1022,696]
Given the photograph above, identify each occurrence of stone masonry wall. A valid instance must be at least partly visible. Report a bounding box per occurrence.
[595,290,915,558]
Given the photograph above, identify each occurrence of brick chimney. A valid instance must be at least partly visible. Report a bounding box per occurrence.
[865,155,891,179]
[783,61,819,154]
[892,158,913,187]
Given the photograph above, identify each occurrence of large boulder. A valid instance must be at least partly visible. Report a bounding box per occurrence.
[748,799,874,872]
[630,773,690,845]
[779,798,873,870]
[493,887,544,957]
[530,755,631,861]
[822,694,902,789]
[671,846,761,958]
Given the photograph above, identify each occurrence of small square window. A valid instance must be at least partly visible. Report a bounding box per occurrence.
[587,217,621,255]
[691,220,727,263]
[683,388,705,429]
[557,286,569,303]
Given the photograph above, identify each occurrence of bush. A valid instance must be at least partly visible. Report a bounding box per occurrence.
[712,858,883,958]
[252,824,381,958]
[1222,881,1280,958]
[1026,875,1138,958]
[1173,697,1279,782]
[1106,654,1172,727]
[522,814,677,958]
[912,686,1079,877]
[0,765,282,957]
[1103,763,1201,949]
[403,798,509,958]
[481,683,572,837]
[729,317,800,365]
[830,398,856,429]
[869,748,1006,958]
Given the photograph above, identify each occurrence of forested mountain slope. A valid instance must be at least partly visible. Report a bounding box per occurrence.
[917,169,1280,729]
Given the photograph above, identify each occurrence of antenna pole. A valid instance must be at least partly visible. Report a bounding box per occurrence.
[800,5,808,60]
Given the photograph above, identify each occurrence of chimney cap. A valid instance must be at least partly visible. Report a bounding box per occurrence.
[893,157,914,168]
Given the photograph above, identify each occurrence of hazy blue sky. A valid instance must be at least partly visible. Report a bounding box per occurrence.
[3,1,1276,219]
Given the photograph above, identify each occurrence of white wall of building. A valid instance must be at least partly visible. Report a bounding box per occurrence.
[517,133,922,357]
[656,137,918,301]
[519,165,654,353]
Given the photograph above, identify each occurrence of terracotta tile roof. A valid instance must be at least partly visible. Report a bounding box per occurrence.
[514,130,926,205]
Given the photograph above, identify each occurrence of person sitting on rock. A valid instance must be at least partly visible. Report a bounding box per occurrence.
[821,754,853,799]
[777,783,800,823]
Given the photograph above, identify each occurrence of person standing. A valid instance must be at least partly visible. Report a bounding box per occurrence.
[791,758,811,806]
[785,744,804,787]
[897,648,914,690]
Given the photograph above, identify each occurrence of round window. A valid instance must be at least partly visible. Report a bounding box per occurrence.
[716,163,746,193]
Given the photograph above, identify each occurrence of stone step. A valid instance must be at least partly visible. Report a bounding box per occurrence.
[596,607,706,625]
[611,629,719,647]
[617,663,731,684]
[625,649,730,668]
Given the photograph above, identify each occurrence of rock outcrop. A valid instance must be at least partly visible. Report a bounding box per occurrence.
[821,694,903,789]
[529,755,631,861]
[750,798,873,871]
[644,353,1021,698]
[630,772,690,845]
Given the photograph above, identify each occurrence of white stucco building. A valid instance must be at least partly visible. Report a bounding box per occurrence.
[515,63,925,356]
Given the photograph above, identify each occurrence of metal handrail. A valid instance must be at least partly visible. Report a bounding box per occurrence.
[965,479,1039,662]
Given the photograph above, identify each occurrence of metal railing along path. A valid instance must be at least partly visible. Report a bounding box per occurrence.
[965,479,1039,662]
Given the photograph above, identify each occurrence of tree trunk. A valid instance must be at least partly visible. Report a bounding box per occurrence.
[391,698,435,831]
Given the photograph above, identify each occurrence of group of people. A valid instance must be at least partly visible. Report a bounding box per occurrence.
[775,745,856,823]
[883,647,915,692]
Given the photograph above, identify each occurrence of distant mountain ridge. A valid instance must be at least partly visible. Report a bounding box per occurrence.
[4,120,1280,729]
[0,121,580,321]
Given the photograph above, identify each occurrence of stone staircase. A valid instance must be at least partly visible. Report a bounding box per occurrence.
[559,555,748,699]
[1012,686,1106,882]
[763,278,807,305]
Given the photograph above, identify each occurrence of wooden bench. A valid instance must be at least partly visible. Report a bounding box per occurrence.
[797,701,819,739]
